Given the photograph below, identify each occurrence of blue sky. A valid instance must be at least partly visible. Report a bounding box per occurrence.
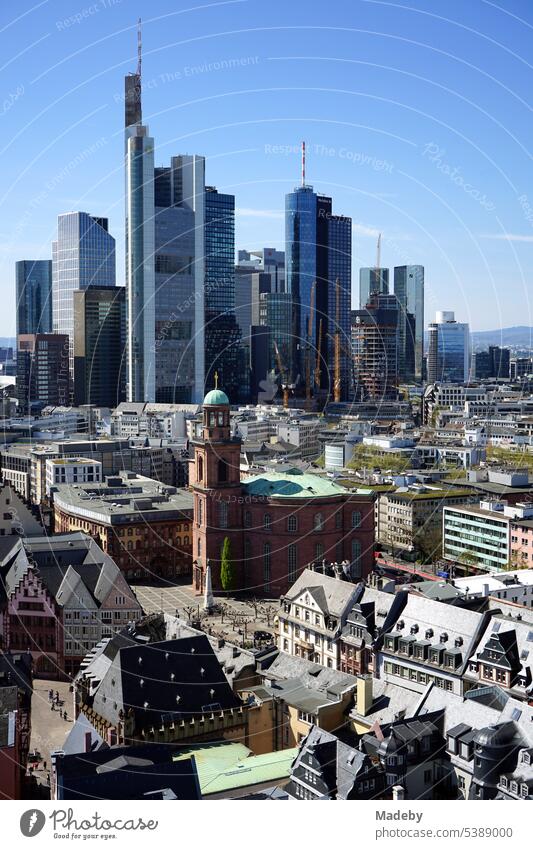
[1,0,532,335]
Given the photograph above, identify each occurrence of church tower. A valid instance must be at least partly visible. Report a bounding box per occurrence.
[191,380,243,594]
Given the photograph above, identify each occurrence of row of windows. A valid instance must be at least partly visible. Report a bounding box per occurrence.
[243,510,362,531]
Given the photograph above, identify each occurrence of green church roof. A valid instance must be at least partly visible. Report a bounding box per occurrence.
[203,388,230,406]
[242,469,348,499]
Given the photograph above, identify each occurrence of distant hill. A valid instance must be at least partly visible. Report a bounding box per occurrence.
[470,326,533,350]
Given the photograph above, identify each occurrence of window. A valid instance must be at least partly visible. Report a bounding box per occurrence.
[197,456,203,481]
[315,543,324,560]
[264,513,272,531]
[288,544,298,584]
[197,498,203,525]
[218,459,228,483]
[263,542,271,592]
[351,510,362,528]
[287,515,298,532]
[351,540,361,576]
[219,501,228,529]
[244,510,252,528]
[335,511,342,530]
[313,513,324,531]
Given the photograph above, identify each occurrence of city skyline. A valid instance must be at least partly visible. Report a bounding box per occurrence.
[2,0,533,336]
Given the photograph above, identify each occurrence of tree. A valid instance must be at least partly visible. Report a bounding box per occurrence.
[220,536,236,592]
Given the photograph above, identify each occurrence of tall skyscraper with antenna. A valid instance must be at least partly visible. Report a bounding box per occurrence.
[285,142,352,398]
[125,20,155,402]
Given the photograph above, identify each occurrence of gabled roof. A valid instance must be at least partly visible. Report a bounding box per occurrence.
[284,569,358,618]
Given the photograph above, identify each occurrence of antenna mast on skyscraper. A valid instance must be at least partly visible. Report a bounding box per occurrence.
[301,140,306,187]
[375,232,382,270]
[137,18,142,79]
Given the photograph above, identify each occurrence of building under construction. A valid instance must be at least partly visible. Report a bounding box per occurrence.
[351,293,400,402]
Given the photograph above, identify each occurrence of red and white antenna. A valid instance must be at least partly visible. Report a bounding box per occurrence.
[301,140,306,187]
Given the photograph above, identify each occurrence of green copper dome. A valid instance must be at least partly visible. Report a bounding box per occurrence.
[203,388,230,406]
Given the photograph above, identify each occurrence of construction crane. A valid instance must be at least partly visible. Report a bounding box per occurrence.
[334,278,341,403]
[273,341,290,408]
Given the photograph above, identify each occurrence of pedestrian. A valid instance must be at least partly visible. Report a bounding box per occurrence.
[48,689,53,701]
[64,711,68,722]
[50,703,54,711]
[55,690,59,702]
[59,708,63,719]
[43,760,46,771]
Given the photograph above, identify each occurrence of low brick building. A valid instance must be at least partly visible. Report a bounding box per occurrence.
[191,388,375,597]
[51,472,193,581]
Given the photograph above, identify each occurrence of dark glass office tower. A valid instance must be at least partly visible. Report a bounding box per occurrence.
[427,311,470,383]
[153,155,205,403]
[328,215,352,398]
[394,265,424,382]
[285,184,351,398]
[73,286,126,407]
[204,186,241,400]
[16,260,52,337]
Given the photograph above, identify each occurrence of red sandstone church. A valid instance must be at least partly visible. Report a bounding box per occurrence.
[191,387,375,597]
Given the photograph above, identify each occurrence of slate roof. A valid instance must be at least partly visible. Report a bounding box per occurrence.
[62,712,107,756]
[91,635,241,731]
[56,742,201,800]
[288,725,369,800]
[468,615,533,695]
[263,651,358,696]
[284,568,358,617]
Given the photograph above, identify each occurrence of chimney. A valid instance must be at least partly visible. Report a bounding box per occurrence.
[357,674,373,717]
[392,785,405,800]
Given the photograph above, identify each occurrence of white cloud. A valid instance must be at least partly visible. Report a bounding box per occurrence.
[480,233,533,243]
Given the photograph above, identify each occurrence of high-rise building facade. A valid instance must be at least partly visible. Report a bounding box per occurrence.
[153,155,205,403]
[394,265,424,382]
[16,260,52,337]
[359,267,389,309]
[204,186,241,400]
[16,334,70,414]
[285,183,351,398]
[125,65,155,403]
[52,212,115,384]
[73,286,126,407]
[351,294,400,401]
[427,311,470,383]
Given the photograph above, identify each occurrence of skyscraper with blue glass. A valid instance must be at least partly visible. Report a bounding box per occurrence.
[16,260,52,337]
[204,186,241,400]
[124,57,155,402]
[52,212,115,384]
[153,154,205,403]
[285,181,352,398]
[427,311,470,383]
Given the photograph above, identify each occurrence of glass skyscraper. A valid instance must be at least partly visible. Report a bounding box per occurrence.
[153,155,205,403]
[427,311,470,383]
[125,67,155,403]
[204,186,241,400]
[359,267,389,309]
[394,264,424,382]
[52,212,115,383]
[16,260,52,337]
[285,184,351,398]
[73,286,126,407]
